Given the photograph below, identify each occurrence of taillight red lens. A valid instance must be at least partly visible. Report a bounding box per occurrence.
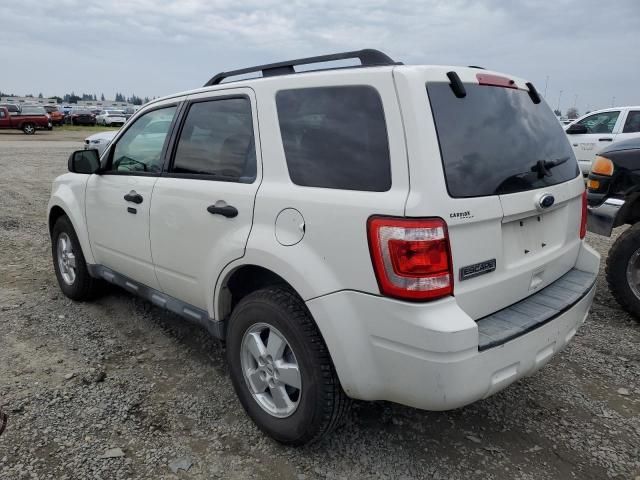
[368,217,453,301]
[580,190,587,239]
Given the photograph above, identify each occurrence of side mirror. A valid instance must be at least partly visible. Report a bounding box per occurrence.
[68,149,101,174]
[566,123,588,135]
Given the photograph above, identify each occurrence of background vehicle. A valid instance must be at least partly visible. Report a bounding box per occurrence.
[48,49,598,445]
[84,130,118,156]
[123,107,138,120]
[566,106,640,176]
[0,103,21,116]
[44,105,65,126]
[0,106,51,134]
[95,110,126,127]
[587,137,640,318]
[69,110,96,126]
[20,105,53,130]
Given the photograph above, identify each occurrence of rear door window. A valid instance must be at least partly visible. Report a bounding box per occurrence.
[171,97,256,182]
[427,82,578,197]
[623,111,640,133]
[276,86,391,191]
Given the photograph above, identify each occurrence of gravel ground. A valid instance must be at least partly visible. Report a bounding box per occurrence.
[0,131,638,480]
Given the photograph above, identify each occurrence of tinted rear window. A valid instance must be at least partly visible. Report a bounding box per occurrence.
[276,86,391,192]
[427,82,578,197]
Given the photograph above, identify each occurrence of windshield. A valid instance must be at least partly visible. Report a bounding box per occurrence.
[426,82,578,197]
[21,107,46,114]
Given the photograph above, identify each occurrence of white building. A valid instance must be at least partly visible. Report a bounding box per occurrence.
[0,96,57,105]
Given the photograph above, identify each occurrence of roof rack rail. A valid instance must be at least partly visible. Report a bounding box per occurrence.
[203,49,400,87]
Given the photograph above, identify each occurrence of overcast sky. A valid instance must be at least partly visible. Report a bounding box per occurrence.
[1,0,638,114]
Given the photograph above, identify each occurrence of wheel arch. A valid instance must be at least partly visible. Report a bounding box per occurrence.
[216,264,302,322]
[48,185,95,265]
[617,192,640,227]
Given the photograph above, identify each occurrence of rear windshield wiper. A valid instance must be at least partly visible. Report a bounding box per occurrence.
[531,156,570,179]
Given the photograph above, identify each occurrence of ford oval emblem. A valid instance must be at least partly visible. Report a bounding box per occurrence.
[539,193,555,209]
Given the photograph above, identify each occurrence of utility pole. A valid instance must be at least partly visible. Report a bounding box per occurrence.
[544,76,549,98]
[557,90,563,113]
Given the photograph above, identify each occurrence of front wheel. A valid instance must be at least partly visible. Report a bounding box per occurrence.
[51,215,100,301]
[22,123,35,134]
[226,287,349,445]
[606,223,640,319]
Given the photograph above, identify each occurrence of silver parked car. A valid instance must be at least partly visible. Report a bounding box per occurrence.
[84,130,118,156]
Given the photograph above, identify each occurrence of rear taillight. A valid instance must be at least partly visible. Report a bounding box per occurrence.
[367,217,453,301]
[580,190,587,239]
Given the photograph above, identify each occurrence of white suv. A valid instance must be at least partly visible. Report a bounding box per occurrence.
[48,49,600,445]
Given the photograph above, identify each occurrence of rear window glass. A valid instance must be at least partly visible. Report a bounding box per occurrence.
[427,82,578,197]
[276,86,391,192]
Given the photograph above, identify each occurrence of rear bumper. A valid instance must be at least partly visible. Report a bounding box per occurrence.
[307,242,599,411]
[587,198,624,237]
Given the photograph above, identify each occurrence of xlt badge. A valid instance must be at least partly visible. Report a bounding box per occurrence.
[459,259,496,281]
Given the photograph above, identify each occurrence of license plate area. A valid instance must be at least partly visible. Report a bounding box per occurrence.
[502,208,565,266]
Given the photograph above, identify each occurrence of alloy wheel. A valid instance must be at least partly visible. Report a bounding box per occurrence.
[57,233,77,285]
[240,323,302,418]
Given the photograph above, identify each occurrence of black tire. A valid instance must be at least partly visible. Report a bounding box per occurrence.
[22,123,35,135]
[51,215,100,301]
[606,223,640,319]
[226,287,350,445]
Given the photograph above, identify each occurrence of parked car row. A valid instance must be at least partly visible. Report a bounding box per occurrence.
[0,102,138,130]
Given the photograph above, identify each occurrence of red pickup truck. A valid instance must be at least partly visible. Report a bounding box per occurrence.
[0,106,52,134]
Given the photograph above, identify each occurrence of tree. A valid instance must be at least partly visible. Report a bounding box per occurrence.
[127,94,143,105]
[566,107,579,119]
[101,93,105,101]
[38,92,43,98]
[554,109,561,117]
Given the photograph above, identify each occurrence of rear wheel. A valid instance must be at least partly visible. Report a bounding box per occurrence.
[606,223,640,319]
[51,215,100,301]
[22,123,35,135]
[226,287,349,445]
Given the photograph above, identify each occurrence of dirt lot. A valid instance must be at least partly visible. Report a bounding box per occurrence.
[0,130,638,479]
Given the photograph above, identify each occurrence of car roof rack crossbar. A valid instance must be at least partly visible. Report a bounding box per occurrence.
[204,49,400,86]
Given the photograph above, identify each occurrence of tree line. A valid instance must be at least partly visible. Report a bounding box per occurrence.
[0,90,153,106]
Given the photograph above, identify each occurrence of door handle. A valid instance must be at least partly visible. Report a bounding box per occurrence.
[207,204,238,218]
[598,137,613,142]
[124,191,143,204]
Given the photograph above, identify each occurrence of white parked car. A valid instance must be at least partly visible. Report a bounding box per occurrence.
[47,49,599,445]
[96,110,126,127]
[565,106,640,175]
[84,130,118,157]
